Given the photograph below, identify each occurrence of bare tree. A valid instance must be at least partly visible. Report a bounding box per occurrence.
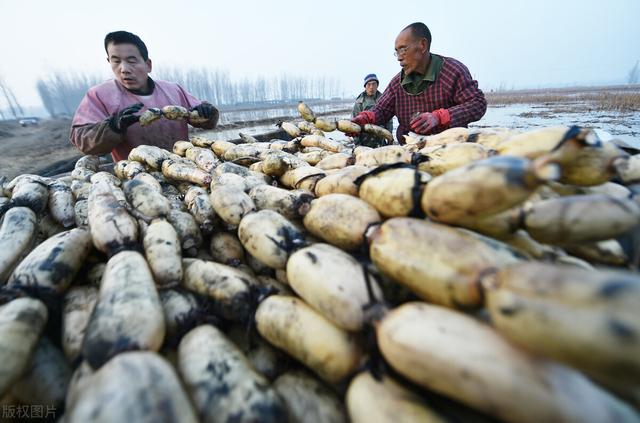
[279,75,290,101]
[0,75,23,119]
[35,66,344,115]
[9,89,24,116]
[35,71,102,117]
[628,60,639,84]
[0,85,18,119]
[37,80,55,117]
[255,77,267,103]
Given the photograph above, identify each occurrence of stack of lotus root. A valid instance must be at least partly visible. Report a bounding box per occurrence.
[0,121,639,422]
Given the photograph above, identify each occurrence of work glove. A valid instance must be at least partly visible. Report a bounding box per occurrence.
[409,109,450,135]
[347,111,376,137]
[109,102,143,133]
[190,102,216,120]
[410,112,439,135]
[351,110,376,126]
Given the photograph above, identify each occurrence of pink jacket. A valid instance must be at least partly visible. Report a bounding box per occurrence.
[70,79,214,162]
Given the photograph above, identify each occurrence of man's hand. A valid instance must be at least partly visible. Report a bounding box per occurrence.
[109,102,143,133]
[410,112,440,135]
[347,111,375,137]
[410,109,451,135]
[351,110,375,126]
[190,102,217,120]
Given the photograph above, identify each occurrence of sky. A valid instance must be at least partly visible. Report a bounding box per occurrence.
[1,0,639,111]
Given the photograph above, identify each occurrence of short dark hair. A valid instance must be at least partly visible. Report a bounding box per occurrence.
[403,22,432,45]
[104,31,149,61]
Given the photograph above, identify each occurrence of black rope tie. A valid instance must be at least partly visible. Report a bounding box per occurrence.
[362,263,377,307]
[410,152,429,166]
[409,168,427,218]
[550,125,582,152]
[353,162,415,187]
[358,260,387,381]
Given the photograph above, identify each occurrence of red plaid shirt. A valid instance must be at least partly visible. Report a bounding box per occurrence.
[371,56,487,142]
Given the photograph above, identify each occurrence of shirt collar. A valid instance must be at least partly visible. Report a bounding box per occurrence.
[358,90,381,100]
[126,77,155,96]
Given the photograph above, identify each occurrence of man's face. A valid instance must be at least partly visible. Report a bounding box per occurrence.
[107,42,152,91]
[394,28,428,75]
[365,81,378,96]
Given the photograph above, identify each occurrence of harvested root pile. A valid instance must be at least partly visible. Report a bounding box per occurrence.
[0,117,639,422]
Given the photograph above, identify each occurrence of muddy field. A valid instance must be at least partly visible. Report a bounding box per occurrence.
[0,90,638,179]
[0,118,78,179]
[474,101,640,148]
[0,102,353,179]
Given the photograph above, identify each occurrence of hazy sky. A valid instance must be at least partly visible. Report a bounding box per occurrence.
[1,0,639,109]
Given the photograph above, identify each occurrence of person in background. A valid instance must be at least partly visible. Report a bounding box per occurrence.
[352,22,486,144]
[70,30,218,162]
[351,73,394,147]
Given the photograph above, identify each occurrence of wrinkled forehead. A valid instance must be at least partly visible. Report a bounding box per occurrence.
[106,42,144,59]
[395,28,415,47]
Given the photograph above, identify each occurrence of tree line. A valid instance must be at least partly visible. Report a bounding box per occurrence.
[6,60,636,119]
[0,75,24,120]
[33,68,345,118]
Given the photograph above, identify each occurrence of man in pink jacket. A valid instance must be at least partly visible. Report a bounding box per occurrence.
[70,30,218,162]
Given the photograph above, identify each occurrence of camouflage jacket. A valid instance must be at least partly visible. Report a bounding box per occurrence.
[352,90,394,147]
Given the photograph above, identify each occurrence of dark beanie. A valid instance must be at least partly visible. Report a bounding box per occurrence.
[364,74,379,87]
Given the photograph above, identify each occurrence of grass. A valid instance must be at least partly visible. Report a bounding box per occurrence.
[486,85,640,112]
[591,92,640,111]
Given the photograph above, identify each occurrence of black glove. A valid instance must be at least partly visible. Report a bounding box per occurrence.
[190,102,216,120]
[109,102,143,133]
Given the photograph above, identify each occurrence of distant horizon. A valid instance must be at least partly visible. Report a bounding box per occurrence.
[1,0,638,118]
[5,72,637,109]
[3,81,638,121]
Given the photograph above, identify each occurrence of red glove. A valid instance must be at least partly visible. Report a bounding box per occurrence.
[410,109,450,135]
[351,110,376,126]
[346,111,376,137]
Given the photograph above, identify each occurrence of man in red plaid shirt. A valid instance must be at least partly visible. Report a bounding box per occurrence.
[352,22,486,144]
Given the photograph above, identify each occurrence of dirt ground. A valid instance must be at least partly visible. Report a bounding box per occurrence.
[0,116,295,179]
[0,118,81,179]
[0,107,350,179]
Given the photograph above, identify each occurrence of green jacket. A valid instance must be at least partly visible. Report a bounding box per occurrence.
[352,90,394,147]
